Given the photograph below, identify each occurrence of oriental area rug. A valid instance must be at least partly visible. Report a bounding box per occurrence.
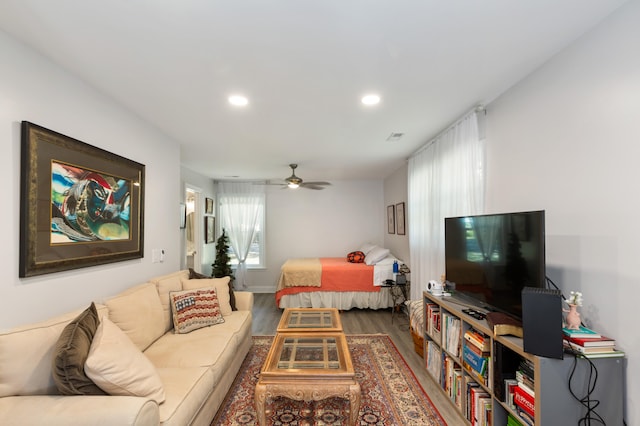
[212,335,447,425]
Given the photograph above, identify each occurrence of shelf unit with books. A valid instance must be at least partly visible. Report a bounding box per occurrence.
[423,291,625,426]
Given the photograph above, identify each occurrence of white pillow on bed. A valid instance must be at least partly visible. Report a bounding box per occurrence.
[365,247,390,265]
[359,242,377,255]
[376,255,398,265]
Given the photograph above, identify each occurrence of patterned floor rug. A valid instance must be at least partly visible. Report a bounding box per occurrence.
[212,334,447,425]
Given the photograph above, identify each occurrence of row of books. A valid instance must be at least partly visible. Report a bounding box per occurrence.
[501,357,535,425]
[466,381,492,426]
[442,354,463,409]
[426,303,442,342]
[462,329,490,386]
[442,312,462,357]
[562,325,624,358]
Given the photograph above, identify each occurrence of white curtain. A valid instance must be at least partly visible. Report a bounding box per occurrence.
[408,111,485,300]
[217,182,265,290]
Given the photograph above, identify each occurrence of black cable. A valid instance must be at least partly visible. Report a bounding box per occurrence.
[565,348,606,425]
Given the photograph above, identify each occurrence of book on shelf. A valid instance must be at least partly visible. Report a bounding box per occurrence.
[516,381,535,398]
[464,329,491,352]
[513,384,535,419]
[565,334,615,347]
[504,378,518,407]
[485,311,523,338]
[516,407,535,426]
[562,325,601,339]
[515,370,535,393]
[507,413,525,426]
[462,344,489,376]
[581,349,626,359]
[564,340,617,354]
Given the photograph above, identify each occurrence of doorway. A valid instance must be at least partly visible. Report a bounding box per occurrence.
[185,186,203,272]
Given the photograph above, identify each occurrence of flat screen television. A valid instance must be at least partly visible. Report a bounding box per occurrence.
[445,210,545,320]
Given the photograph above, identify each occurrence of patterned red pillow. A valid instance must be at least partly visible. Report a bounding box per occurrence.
[347,251,365,263]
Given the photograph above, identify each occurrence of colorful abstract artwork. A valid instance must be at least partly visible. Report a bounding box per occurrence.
[51,162,132,243]
[20,122,145,277]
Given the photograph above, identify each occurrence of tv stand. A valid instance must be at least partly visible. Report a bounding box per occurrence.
[423,291,625,425]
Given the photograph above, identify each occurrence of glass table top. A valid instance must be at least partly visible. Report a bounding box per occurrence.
[278,336,340,370]
[277,308,343,332]
[261,332,353,376]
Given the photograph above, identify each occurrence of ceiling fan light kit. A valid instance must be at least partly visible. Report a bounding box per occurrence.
[279,164,330,190]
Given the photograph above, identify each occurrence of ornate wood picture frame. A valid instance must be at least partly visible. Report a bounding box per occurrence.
[19,122,145,277]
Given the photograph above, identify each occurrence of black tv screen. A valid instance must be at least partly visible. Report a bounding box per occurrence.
[445,210,545,319]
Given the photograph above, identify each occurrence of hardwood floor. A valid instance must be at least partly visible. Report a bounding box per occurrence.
[251,293,464,425]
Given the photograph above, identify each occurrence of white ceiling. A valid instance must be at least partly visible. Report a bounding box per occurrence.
[0,0,627,183]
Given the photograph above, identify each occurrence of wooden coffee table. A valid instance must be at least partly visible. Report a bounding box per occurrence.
[254,332,361,425]
[276,307,343,333]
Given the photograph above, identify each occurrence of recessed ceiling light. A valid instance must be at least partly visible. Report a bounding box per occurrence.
[361,94,381,106]
[228,95,249,107]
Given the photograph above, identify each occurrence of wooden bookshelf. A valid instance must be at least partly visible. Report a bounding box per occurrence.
[423,291,625,425]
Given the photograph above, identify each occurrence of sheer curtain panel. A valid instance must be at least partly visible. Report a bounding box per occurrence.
[217,182,265,289]
[408,110,485,300]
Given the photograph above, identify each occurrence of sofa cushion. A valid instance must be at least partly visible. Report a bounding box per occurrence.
[189,268,237,311]
[170,288,225,334]
[182,276,232,316]
[105,282,165,352]
[150,270,190,332]
[51,303,106,395]
[85,316,165,403]
[156,367,213,426]
[0,304,108,397]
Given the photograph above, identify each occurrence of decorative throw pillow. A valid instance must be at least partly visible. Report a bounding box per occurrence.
[85,317,165,403]
[365,246,391,265]
[182,277,232,316]
[51,302,106,395]
[347,251,366,263]
[170,288,225,334]
[189,268,237,311]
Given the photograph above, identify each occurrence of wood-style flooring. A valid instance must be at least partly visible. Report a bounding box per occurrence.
[251,293,464,425]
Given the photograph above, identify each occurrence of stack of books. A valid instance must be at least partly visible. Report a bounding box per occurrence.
[512,358,535,425]
[562,326,625,358]
[462,329,490,385]
[466,380,491,426]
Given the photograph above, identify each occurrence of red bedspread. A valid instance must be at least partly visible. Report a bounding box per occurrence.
[275,257,379,306]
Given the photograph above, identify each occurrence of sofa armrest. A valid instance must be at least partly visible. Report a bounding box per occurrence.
[0,395,159,426]
[234,291,254,311]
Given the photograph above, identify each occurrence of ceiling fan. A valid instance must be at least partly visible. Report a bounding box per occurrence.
[278,164,331,190]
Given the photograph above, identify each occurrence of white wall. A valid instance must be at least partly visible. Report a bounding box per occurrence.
[246,180,384,292]
[383,163,410,264]
[0,31,182,329]
[486,1,640,422]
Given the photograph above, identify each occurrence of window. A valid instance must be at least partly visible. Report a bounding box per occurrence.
[217,182,266,270]
[227,208,264,268]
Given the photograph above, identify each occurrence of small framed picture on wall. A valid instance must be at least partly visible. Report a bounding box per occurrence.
[387,205,395,234]
[396,202,406,235]
[205,197,214,214]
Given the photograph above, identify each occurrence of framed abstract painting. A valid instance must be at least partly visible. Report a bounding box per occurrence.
[19,121,145,277]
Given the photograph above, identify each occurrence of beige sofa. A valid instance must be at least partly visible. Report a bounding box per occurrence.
[0,270,253,426]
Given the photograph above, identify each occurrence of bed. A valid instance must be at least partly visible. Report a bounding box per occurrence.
[275,256,399,310]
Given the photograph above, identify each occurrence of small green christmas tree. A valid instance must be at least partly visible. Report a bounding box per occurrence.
[212,228,234,280]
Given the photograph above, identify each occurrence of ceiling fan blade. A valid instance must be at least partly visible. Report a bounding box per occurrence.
[300,184,326,190]
[301,181,331,186]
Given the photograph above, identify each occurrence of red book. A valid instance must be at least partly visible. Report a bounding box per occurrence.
[513,385,535,419]
[566,335,615,347]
